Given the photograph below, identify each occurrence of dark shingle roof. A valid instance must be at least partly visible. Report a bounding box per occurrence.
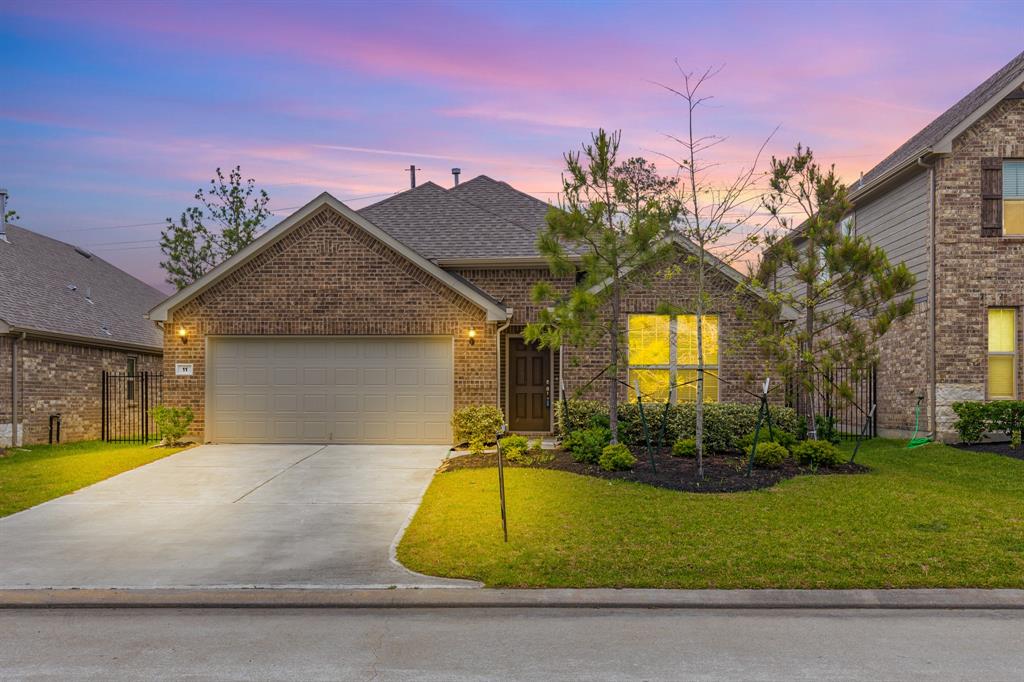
[858,50,1024,188]
[359,176,552,261]
[0,224,164,349]
[449,175,552,231]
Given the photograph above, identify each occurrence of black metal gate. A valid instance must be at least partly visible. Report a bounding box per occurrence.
[101,371,163,442]
[786,365,877,440]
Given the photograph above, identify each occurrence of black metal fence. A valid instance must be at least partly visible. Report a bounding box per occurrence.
[786,365,877,440]
[101,371,163,442]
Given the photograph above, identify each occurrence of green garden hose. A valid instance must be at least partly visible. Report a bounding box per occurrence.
[907,396,931,448]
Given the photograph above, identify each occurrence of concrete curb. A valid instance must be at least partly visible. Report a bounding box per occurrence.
[2,588,1024,610]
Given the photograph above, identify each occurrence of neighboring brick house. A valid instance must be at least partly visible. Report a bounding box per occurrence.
[149,175,776,445]
[0,217,165,446]
[774,50,1024,440]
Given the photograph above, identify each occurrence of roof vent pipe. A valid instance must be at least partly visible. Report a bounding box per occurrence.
[452,168,461,186]
[0,188,8,243]
[407,165,419,189]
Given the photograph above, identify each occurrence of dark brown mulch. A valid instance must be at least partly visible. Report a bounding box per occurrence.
[951,441,1024,461]
[440,447,868,493]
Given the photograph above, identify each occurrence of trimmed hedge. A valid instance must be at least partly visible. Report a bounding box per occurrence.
[557,399,800,454]
[952,400,1024,446]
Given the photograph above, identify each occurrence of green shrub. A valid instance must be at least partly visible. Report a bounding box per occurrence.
[746,441,789,469]
[952,400,1024,447]
[498,434,530,463]
[671,438,697,458]
[599,443,636,471]
[563,426,611,464]
[952,401,987,443]
[987,401,1024,448]
[149,405,194,446]
[792,440,843,466]
[556,400,610,435]
[814,414,841,444]
[739,429,797,450]
[557,399,800,453]
[452,405,505,454]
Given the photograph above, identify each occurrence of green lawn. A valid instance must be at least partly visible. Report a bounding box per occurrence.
[0,440,187,517]
[398,440,1024,588]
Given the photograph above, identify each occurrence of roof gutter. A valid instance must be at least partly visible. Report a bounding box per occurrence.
[3,326,162,354]
[849,148,933,204]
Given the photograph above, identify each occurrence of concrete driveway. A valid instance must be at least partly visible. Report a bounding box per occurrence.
[0,444,477,589]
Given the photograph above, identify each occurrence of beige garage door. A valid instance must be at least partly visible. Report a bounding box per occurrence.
[207,337,453,444]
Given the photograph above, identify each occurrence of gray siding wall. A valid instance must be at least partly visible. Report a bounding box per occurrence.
[852,169,931,302]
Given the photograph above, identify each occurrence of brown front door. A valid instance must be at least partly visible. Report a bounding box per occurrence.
[508,338,551,432]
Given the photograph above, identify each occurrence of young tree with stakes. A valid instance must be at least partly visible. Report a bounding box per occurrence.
[525,129,679,444]
[159,166,272,290]
[654,64,776,480]
[753,145,916,438]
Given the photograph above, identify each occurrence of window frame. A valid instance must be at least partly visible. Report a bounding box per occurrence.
[126,355,138,401]
[627,314,719,404]
[987,308,1017,401]
[1003,159,1024,237]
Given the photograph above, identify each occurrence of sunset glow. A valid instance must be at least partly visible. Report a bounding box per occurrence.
[1,0,1021,289]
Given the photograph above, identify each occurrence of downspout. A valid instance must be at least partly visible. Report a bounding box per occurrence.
[917,155,938,438]
[495,313,512,415]
[10,332,24,446]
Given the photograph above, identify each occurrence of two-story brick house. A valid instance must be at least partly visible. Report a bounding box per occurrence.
[778,50,1024,440]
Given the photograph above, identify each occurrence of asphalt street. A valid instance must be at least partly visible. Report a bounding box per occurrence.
[2,607,1022,680]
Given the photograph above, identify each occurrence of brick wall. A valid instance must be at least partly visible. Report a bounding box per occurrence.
[933,98,1024,436]
[164,206,494,440]
[1,335,160,445]
[875,305,931,435]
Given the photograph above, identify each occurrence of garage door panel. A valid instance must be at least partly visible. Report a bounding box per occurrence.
[334,368,358,385]
[423,369,448,386]
[363,394,388,413]
[273,367,298,386]
[208,337,453,444]
[363,368,387,385]
[395,395,420,413]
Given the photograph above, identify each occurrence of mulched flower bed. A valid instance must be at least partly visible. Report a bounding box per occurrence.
[952,441,1024,461]
[440,446,868,493]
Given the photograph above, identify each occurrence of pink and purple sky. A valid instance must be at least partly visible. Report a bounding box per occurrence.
[1,0,1021,291]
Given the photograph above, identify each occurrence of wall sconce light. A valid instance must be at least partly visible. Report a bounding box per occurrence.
[467,327,477,346]
[177,326,188,344]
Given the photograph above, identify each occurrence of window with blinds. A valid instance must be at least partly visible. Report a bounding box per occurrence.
[988,308,1017,400]
[1004,160,1024,236]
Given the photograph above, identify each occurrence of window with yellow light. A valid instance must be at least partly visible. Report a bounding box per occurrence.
[988,308,1017,400]
[627,314,719,404]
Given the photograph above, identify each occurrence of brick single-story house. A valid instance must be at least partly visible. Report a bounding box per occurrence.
[149,175,775,445]
[1,215,165,446]
[770,49,1024,440]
